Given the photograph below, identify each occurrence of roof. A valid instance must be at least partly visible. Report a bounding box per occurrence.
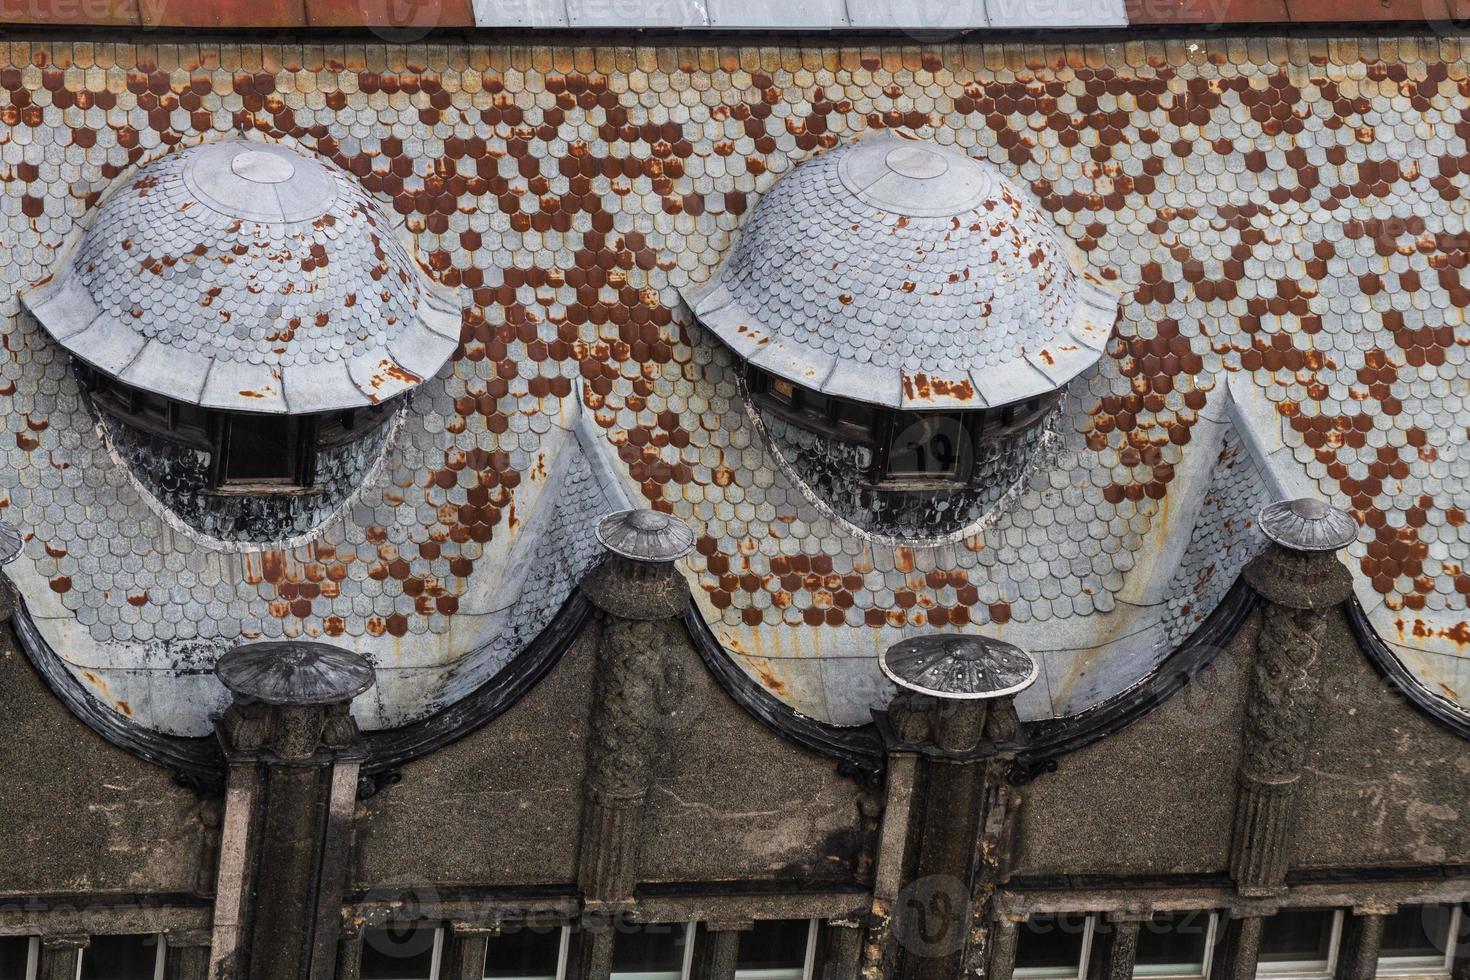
[0,0,1450,30]
[684,136,1119,409]
[0,36,1463,741]
[21,140,462,415]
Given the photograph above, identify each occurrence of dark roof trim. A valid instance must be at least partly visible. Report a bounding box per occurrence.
[358,588,594,774]
[1013,577,1260,776]
[681,600,888,786]
[1347,596,1470,741]
[11,601,222,790]
[682,579,1260,787]
[9,587,594,794]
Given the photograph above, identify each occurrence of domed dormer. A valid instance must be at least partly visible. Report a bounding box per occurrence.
[683,135,1119,538]
[20,139,462,541]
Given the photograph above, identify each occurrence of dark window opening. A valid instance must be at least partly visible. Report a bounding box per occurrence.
[79,934,164,980]
[361,924,438,980]
[80,365,396,495]
[1258,909,1339,974]
[746,364,1058,489]
[1379,904,1460,970]
[0,937,34,980]
[1015,913,1091,978]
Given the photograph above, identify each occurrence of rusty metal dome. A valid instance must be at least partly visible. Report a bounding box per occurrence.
[22,139,462,415]
[1258,498,1358,552]
[215,640,375,706]
[595,508,697,562]
[881,633,1039,700]
[683,134,1119,411]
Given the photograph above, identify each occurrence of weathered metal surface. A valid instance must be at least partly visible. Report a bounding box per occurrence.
[595,508,696,563]
[881,633,1037,699]
[0,37,1460,739]
[0,520,21,566]
[20,139,461,414]
[1258,498,1359,552]
[216,640,375,705]
[684,135,1119,411]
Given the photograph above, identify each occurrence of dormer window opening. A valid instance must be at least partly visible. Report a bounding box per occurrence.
[80,365,396,495]
[747,363,1061,490]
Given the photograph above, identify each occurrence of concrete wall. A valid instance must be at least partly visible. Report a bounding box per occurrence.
[0,626,212,899]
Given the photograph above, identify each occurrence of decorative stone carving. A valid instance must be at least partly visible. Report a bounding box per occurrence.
[576,510,700,905]
[871,632,1038,980]
[1230,499,1357,896]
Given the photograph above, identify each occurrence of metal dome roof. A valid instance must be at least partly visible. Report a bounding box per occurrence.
[215,640,375,706]
[21,139,463,415]
[683,135,1119,410]
[1258,498,1359,552]
[596,508,697,562]
[881,633,1039,700]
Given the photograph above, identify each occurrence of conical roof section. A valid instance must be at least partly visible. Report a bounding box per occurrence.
[683,134,1119,410]
[21,139,462,414]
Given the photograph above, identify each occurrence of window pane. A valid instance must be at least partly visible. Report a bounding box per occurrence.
[1134,911,1212,977]
[735,920,810,977]
[1259,909,1336,970]
[0,937,30,980]
[611,922,688,980]
[1015,913,1089,977]
[886,414,970,478]
[79,934,161,980]
[361,925,437,980]
[1381,905,1455,961]
[485,925,562,980]
[224,413,298,482]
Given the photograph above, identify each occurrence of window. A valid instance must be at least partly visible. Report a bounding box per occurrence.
[361,924,442,980]
[610,922,692,980]
[485,925,568,980]
[1377,905,1461,977]
[1257,909,1342,978]
[1015,913,1094,980]
[1134,911,1216,979]
[80,365,396,494]
[1013,912,1218,980]
[0,937,36,980]
[745,364,1058,488]
[78,934,165,980]
[733,920,817,980]
[211,411,315,491]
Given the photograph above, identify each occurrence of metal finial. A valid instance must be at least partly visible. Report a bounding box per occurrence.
[0,520,21,565]
[215,641,375,706]
[881,633,1038,700]
[595,508,696,562]
[1257,498,1357,552]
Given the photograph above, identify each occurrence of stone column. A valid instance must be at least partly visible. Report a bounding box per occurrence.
[816,921,864,980]
[868,634,1037,980]
[38,935,87,980]
[574,509,698,908]
[1210,915,1264,980]
[987,918,1020,980]
[205,641,376,980]
[334,927,364,980]
[1230,499,1356,897]
[690,925,745,980]
[163,929,214,980]
[1336,910,1387,980]
[439,924,493,980]
[1088,918,1141,980]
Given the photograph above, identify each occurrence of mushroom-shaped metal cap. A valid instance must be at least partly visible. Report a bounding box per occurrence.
[215,641,375,706]
[595,508,696,562]
[881,633,1039,700]
[0,520,22,565]
[1258,498,1358,552]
